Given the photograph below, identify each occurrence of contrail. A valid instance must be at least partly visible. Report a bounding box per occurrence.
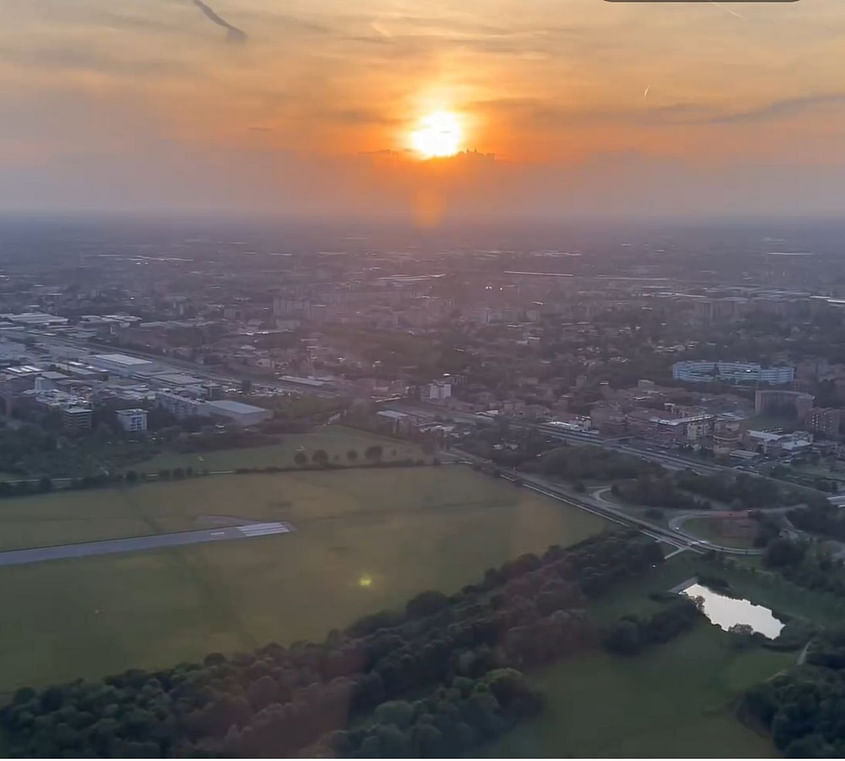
[191,0,247,42]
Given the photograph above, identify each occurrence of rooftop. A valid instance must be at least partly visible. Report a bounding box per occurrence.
[205,399,269,415]
[91,353,152,367]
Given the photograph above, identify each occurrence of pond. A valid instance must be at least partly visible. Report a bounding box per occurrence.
[680,582,784,639]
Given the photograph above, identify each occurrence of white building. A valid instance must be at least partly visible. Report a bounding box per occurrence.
[204,399,272,427]
[672,360,795,385]
[156,392,271,427]
[116,408,148,433]
[90,353,156,378]
[156,391,207,420]
[423,381,452,403]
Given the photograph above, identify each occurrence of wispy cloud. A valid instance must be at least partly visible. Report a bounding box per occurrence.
[704,93,845,124]
[191,0,246,43]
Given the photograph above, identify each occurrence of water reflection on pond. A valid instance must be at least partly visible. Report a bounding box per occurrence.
[681,582,784,639]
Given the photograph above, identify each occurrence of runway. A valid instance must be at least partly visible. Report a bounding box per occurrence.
[0,522,294,568]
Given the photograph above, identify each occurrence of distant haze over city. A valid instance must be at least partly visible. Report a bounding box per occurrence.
[1,1,843,220]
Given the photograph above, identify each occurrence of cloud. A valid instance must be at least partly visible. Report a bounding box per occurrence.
[191,0,246,43]
[703,93,845,124]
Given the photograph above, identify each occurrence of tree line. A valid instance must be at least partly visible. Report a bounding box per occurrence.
[741,627,845,757]
[1,530,663,758]
[788,503,845,543]
[602,598,702,656]
[612,468,811,513]
[309,669,543,758]
[524,445,663,483]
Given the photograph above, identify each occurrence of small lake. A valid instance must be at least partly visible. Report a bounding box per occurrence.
[681,582,784,639]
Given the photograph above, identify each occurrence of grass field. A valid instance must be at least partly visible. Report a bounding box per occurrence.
[683,517,759,550]
[703,559,845,628]
[483,553,838,758]
[485,623,791,758]
[0,466,607,693]
[135,426,424,474]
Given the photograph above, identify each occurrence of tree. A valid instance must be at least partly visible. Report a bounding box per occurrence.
[246,675,282,710]
[729,623,756,650]
[365,444,384,462]
[374,700,415,729]
[764,537,806,568]
[604,619,642,655]
[406,590,449,619]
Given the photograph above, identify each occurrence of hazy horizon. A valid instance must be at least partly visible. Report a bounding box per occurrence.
[2,1,844,221]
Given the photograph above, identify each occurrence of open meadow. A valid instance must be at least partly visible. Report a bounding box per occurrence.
[483,549,844,758]
[134,426,424,474]
[485,622,791,758]
[0,465,607,694]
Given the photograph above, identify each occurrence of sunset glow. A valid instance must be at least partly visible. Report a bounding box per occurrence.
[0,1,843,217]
[410,112,463,159]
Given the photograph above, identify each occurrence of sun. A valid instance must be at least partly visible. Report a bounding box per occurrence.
[410,111,463,158]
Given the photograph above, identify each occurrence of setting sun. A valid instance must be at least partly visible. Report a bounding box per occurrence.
[410,111,463,158]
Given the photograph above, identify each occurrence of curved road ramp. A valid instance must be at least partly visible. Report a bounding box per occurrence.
[0,522,294,568]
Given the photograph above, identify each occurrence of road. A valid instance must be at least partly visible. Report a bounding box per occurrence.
[448,449,770,555]
[588,486,792,556]
[397,403,840,507]
[447,450,708,554]
[0,522,293,568]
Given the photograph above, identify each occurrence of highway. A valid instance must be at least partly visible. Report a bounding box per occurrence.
[447,449,766,555]
[393,401,835,503]
[448,451,702,554]
[0,522,293,568]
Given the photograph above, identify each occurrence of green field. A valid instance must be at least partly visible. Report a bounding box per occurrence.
[0,466,607,693]
[683,517,759,550]
[486,623,791,758]
[703,559,845,628]
[484,554,839,758]
[135,426,424,474]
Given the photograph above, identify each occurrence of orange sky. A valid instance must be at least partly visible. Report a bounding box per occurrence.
[1,0,844,217]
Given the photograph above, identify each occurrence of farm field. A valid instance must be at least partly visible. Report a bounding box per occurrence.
[135,426,424,473]
[485,623,791,758]
[0,466,607,694]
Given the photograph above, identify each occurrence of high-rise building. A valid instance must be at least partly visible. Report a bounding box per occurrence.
[63,406,93,433]
[754,390,814,421]
[806,407,841,437]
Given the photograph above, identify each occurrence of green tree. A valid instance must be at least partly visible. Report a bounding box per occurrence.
[365,444,384,462]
